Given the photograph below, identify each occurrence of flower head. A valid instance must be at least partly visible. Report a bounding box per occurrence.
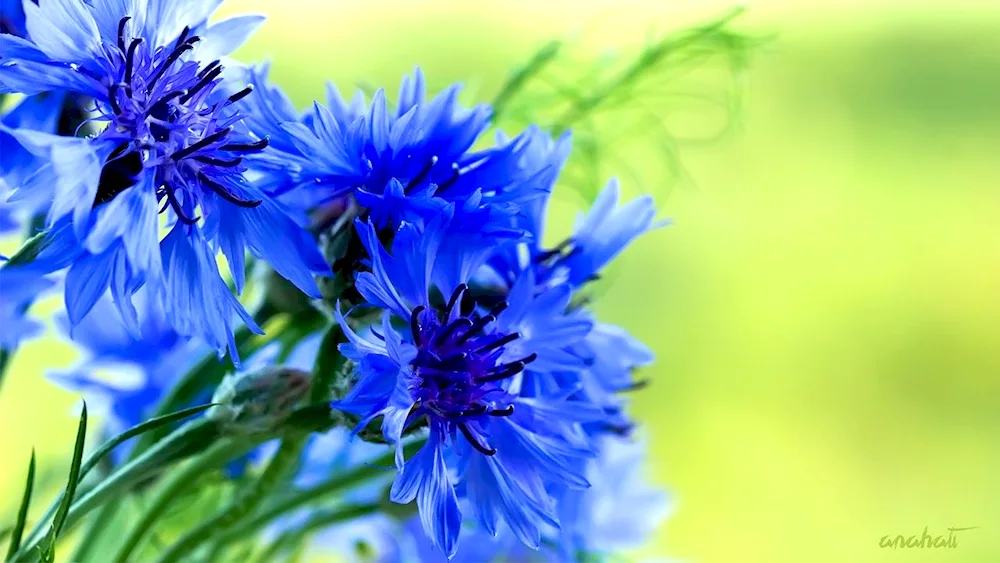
[1,0,327,362]
[243,67,556,236]
[333,217,604,557]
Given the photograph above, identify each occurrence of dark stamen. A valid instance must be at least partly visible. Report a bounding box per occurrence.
[489,405,515,417]
[456,314,495,345]
[434,318,472,346]
[180,66,223,103]
[147,39,198,94]
[621,379,650,392]
[174,26,190,49]
[477,353,536,383]
[171,128,231,161]
[146,90,185,114]
[226,85,254,105]
[195,155,243,168]
[445,284,467,317]
[535,239,573,263]
[219,137,269,152]
[443,404,487,419]
[108,84,122,115]
[434,163,462,194]
[405,155,437,193]
[198,171,263,208]
[458,424,496,456]
[117,16,130,52]
[605,423,635,437]
[460,287,475,316]
[431,352,468,372]
[162,183,198,224]
[473,332,519,354]
[124,38,142,86]
[198,60,221,79]
[410,305,425,345]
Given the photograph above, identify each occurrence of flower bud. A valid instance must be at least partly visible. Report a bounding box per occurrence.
[208,366,312,433]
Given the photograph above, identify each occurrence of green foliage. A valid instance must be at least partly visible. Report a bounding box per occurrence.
[0,9,762,561]
[39,404,87,563]
[4,450,35,561]
[489,8,762,204]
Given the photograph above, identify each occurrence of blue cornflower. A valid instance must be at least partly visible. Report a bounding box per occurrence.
[334,215,603,557]
[375,436,668,563]
[0,91,66,234]
[0,0,328,361]
[0,264,53,349]
[480,173,665,433]
[242,67,554,234]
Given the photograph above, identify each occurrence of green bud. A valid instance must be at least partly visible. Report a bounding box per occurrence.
[208,367,312,433]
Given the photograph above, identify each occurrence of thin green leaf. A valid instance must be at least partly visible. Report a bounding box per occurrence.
[0,348,11,392]
[0,231,50,269]
[16,407,215,559]
[79,403,215,483]
[129,304,279,460]
[492,39,563,120]
[41,403,87,561]
[4,450,36,561]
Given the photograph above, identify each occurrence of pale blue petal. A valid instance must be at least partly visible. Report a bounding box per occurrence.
[23,0,102,63]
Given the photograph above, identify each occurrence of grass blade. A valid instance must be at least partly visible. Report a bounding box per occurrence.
[79,403,215,483]
[4,450,36,561]
[15,404,215,558]
[40,403,87,562]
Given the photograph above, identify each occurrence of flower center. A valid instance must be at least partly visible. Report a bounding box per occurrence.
[407,284,536,455]
[93,17,268,221]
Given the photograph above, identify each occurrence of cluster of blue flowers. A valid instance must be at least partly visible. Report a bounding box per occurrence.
[1,1,669,560]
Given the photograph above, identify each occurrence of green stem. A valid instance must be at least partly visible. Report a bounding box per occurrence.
[111,439,254,562]
[68,503,117,563]
[491,39,563,121]
[154,437,306,563]
[128,304,278,459]
[13,420,215,560]
[213,439,424,549]
[552,7,746,134]
[156,326,342,563]
[255,503,380,562]
[0,348,10,393]
[0,231,50,269]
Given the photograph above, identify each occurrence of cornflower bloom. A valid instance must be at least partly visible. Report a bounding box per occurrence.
[333,214,605,557]
[0,0,327,361]
[240,67,556,235]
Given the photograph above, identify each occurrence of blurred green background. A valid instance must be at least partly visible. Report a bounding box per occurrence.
[2,1,999,562]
